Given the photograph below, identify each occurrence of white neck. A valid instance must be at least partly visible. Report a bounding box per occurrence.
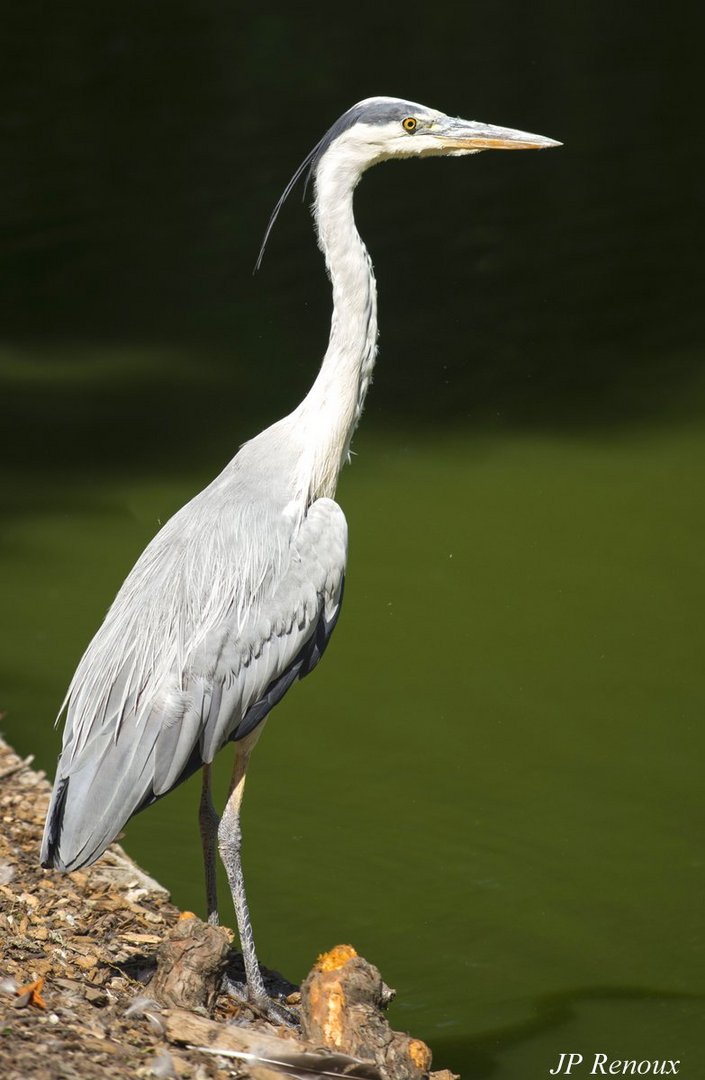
[294,142,378,502]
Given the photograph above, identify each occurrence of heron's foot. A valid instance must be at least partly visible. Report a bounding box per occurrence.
[221,973,299,1029]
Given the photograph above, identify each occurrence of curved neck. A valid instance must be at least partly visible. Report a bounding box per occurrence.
[296,152,378,501]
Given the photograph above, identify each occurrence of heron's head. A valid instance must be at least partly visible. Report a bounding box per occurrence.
[312,96,562,171]
[255,96,561,269]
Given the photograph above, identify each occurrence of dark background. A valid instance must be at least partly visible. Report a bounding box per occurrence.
[3,0,704,485]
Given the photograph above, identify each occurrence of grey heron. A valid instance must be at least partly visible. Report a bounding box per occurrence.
[41,97,560,1014]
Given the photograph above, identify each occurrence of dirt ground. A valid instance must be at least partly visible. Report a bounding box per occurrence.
[1,732,255,1078]
[0,734,453,1080]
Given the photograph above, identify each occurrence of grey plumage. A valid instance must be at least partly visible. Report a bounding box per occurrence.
[42,437,346,870]
[41,95,560,1012]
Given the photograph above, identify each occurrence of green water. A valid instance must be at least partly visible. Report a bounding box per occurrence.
[3,421,703,1076]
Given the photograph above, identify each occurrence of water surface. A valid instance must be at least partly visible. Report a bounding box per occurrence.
[3,425,703,1076]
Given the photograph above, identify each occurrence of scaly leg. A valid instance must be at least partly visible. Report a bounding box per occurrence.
[199,763,220,926]
[218,725,268,1004]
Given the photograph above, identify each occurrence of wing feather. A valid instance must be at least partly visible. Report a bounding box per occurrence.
[41,496,347,871]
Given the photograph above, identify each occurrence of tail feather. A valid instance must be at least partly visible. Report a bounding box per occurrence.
[40,706,207,872]
[40,719,159,871]
[40,774,70,868]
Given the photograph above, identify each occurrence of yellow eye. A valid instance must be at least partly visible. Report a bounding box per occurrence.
[402,117,417,133]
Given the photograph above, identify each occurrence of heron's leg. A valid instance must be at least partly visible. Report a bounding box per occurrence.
[199,764,220,926]
[218,725,267,1004]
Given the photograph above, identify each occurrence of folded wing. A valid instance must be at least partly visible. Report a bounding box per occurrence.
[41,497,347,871]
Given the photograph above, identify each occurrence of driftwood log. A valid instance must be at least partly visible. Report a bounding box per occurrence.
[150,912,231,1011]
[301,945,433,1080]
[153,930,444,1080]
[164,1006,384,1079]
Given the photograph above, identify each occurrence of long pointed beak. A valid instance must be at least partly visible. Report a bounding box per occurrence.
[433,117,562,152]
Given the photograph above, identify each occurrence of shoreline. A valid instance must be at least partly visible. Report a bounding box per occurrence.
[0,733,456,1080]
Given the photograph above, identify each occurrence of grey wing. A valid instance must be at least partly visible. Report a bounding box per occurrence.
[183,496,347,766]
[41,497,347,872]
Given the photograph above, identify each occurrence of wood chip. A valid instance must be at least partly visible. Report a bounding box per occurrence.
[120,932,162,945]
[75,955,99,970]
